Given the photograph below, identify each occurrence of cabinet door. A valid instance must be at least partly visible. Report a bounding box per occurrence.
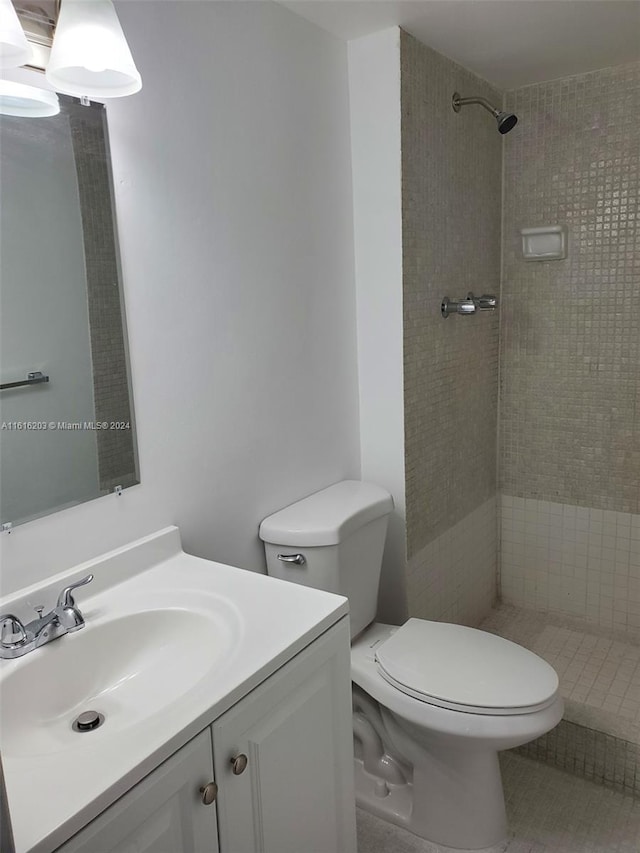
[212,618,356,853]
[56,730,219,853]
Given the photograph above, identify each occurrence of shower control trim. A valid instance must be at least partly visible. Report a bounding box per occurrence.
[441,293,497,318]
[441,296,476,317]
[476,294,497,311]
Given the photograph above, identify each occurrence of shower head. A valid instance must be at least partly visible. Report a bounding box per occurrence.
[452,92,518,135]
[496,110,518,134]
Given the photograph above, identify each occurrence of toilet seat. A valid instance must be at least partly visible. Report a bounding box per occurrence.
[374,618,559,716]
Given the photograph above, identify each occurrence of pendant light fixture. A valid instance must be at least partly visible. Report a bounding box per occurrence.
[0,76,59,116]
[0,0,32,68]
[0,5,59,118]
[46,0,141,98]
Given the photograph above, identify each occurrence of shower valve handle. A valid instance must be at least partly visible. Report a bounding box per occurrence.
[475,294,497,311]
[441,297,476,318]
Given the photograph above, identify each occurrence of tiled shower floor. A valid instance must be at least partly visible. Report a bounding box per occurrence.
[481,604,640,745]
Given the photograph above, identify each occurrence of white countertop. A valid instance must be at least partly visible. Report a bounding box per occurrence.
[0,527,349,853]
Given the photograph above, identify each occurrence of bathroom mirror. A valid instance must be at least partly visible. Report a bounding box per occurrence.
[0,94,139,527]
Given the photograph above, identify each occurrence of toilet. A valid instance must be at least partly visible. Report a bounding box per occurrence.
[259,480,564,850]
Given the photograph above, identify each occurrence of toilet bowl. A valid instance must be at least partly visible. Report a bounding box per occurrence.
[259,481,563,850]
[351,621,563,848]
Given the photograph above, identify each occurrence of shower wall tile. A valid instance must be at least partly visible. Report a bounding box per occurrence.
[400,32,501,624]
[500,495,640,637]
[407,496,497,625]
[69,103,138,493]
[500,62,640,515]
[515,718,640,799]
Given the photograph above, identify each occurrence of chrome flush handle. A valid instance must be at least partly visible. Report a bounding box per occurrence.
[276,554,306,565]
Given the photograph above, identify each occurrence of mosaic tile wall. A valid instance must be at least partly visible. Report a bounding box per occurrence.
[68,99,138,493]
[407,496,497,625]
[400,32,501,621]
[499,63,640,628]
[500,62,640,513]
[515,718,640,799]
[500,497,640,635]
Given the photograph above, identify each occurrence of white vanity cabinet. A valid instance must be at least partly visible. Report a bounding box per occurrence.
[55,618,356,853]
[212,617,356,853]
[56,730,219,853]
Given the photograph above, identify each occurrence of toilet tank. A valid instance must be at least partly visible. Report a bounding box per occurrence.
[259,481,393,638]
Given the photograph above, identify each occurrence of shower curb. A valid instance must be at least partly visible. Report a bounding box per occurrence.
[512,717,640,798]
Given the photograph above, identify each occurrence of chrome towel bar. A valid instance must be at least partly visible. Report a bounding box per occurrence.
[0,371,50,391]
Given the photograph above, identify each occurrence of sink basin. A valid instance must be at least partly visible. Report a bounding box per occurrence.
[1,605,234,758]
[0,527,348,853]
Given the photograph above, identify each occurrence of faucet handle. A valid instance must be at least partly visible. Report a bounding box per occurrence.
[56,574,94,609]
[0,614,27,647]
[476,294,497,311]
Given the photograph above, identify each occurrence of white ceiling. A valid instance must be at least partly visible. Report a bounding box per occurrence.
[279,0,640,89]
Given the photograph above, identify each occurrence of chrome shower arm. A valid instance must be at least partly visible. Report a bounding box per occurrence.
[452,92,518,134]
[452,94,499,118]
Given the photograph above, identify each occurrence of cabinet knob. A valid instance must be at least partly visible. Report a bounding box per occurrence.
[230,753,248,775]
[200,781,218,805]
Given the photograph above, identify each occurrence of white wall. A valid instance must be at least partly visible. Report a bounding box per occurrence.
[348,28,407,624]
[0,113,99,523]
[1,1,360,595]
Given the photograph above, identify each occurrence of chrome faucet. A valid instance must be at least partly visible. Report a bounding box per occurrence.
[441,292,497,318]
[0,574,93,660]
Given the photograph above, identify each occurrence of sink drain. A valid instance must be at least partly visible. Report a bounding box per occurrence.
[72,710,105,733]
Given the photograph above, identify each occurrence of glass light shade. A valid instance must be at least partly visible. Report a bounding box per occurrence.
[0,0,32,68]
[0,79,59,116]
[46,0,141,98]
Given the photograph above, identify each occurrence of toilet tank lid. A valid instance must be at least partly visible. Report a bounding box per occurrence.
[259,480,394,546]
